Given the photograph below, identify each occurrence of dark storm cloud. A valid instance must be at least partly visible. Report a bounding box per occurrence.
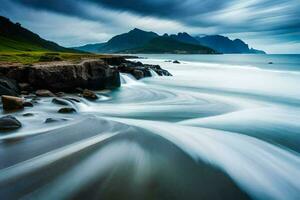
[13,0,228,18]
[3,0,300,53]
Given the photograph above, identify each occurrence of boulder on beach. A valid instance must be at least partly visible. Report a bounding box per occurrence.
[0,115,22,131]
[45,118,67,123]
[132,70,144,80]
[36,89,56,97]
[58,107,76,114]
[173,60,180,64]
[23,101,33,107]
[23,113,34,117]
[82,89,98,100]
[52,98,70,106]
[1,95,24,111]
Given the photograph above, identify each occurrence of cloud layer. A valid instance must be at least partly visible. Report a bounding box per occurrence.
[1,0,300,53]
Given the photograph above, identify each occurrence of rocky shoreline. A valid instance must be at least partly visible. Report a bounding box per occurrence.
[0,56,172,131]
[0,56,171,95]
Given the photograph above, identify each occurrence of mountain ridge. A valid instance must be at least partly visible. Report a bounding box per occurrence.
[74,28,265,54]
[120,36,217,54]
[0,16,80,53]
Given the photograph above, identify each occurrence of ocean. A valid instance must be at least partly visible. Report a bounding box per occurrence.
[1,54,300,199]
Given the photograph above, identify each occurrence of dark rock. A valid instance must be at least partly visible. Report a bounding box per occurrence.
[58,107,76,114]
[136,61,143,66]
[0,76,19,96]
[82,89,98,100]
[23,113,34,117]
[268,62,273,64]
[52,98,70,106]
[1,95,24,111]
[62,97,81,103]
[173,60,180,64]
[56,92,65,97]
[102,57,127,66]
[45,118,67,123]
[0,115,22,131]
[132,70,144,80]
[23,101,33,107]
[35,89,55,97]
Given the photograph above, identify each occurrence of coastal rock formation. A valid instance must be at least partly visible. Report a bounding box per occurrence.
[0,57,172,95]
[0,59,121,93]
[102,57,172,80]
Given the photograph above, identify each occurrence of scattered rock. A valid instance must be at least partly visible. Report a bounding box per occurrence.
[173,60,180,64]
[35,89,55,97]
[23,101,33,107]
[132,70,144,80]
[52,98,70,106]
[23,113,34,117]
[82,89,98,100]
[45,118,67,123]
[0,115,22,131]
[58,107,76,114]
[1,95,24,111]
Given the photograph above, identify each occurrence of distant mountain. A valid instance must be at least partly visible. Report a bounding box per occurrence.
[120,36,217,54]
[0,16,79,52]
[75,28,159,53]
[73,43,105,52]
[167,32,200,45]
[195,35,266,54]
[74,28,265,54]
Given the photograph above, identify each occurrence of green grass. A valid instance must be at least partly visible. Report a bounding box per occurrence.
[0,36,48,52]
[0,51,117,65]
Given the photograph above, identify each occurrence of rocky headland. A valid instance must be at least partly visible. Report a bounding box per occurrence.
[0,56,172,130]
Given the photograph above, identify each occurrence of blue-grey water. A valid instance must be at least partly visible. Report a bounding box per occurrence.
[0,54,300,200]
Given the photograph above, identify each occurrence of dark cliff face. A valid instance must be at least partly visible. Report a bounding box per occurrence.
[0,60,121,92]
[0,58,172,95]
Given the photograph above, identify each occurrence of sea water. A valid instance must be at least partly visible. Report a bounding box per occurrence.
[0,54,300,200]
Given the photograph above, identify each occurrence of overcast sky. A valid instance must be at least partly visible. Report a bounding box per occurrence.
[1,0,299,53]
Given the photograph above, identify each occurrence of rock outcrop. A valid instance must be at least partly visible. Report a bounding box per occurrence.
[0,57,172,96]
[102,57,172,80]
[0,59,121,93]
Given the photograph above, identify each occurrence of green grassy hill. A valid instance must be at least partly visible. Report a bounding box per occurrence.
[0,16,79,53]
[121,36,217,54]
